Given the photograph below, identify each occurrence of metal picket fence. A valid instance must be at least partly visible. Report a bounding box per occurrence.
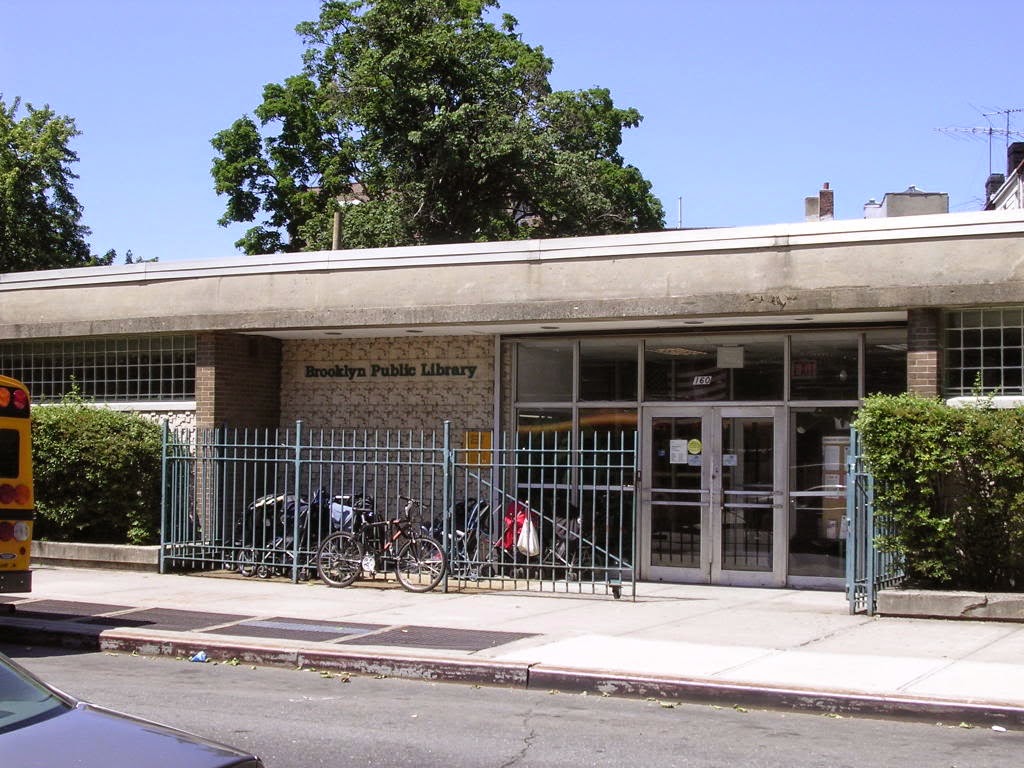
[161,421,637,598]
[845,427,904,614]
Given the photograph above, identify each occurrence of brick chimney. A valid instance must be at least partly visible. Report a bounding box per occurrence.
[818,182,834,220]
[1008,142,1024,177]
[986,173,1006,205]
[805,183,834,221]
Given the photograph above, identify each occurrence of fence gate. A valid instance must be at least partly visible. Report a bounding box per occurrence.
[161,421,637,599]
[845,427,903,614]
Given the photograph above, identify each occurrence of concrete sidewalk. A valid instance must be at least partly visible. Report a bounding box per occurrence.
[3,565,1024,726]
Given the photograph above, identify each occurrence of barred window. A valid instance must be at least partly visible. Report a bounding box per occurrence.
[944,308,1024,397]
[0,335,196,402]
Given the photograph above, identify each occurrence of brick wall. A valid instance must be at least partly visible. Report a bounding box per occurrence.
[196,333,282,429]
[281,336,495,433]
[907,308,941,397]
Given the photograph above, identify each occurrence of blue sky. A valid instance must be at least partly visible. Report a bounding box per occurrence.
[3,0,1021,263]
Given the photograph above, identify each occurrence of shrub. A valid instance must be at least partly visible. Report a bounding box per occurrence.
[854,393,1024,591]
[31,397,163,544]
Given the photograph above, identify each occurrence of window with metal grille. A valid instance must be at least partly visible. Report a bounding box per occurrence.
[944,308,1024,397]
[0,336,196,402]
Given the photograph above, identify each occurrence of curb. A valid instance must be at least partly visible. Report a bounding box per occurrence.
[527,667,1024,727]
[2,618,1023,727]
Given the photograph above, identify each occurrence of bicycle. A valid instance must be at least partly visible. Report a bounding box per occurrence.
[315,495,447,593]
[435,499,493,581]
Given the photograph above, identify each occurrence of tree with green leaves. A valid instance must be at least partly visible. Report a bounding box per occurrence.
[0,96,112,273]
[211,0,664,254]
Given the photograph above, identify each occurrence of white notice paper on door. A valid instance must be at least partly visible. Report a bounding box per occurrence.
[669,439,687,464]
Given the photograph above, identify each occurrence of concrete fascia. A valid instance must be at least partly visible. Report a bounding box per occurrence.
[1,209,1023,339]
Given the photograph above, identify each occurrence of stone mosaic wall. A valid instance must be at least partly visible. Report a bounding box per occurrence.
[281,336,495,433]
[98,405,196,432]
[136,408,196,432]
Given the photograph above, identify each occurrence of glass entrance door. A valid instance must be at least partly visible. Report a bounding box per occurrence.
[641,406,785,585]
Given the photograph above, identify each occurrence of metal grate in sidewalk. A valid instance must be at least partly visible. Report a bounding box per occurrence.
[84,607,249,632]
[6,599,131,621]
[343,625,535,652]
[204,617,387,643]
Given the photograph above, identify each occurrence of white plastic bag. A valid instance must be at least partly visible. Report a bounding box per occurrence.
[516,516,541,557]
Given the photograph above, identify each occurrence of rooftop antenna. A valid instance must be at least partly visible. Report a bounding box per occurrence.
[936,106,1024,174]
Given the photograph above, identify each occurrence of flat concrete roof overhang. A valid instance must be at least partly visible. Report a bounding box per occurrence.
[2,209,1023,340]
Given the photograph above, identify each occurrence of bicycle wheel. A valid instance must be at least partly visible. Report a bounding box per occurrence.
[316,532,362,587]
[237,549,257,578]
[394,536,447,593]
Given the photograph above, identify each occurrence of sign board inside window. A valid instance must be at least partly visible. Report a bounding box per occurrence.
[717,346,744,369]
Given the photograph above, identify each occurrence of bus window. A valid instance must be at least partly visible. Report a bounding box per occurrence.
[0,429,19,478]
[0,375,33,594]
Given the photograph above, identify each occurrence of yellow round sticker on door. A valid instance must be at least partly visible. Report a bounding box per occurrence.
[687,438,702,455]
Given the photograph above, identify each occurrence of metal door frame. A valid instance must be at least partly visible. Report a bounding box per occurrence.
[640,405,787,586]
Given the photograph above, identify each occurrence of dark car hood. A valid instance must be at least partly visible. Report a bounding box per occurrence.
[1,702,259,768]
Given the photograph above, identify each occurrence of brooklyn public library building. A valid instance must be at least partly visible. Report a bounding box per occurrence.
[3,201,1024,588]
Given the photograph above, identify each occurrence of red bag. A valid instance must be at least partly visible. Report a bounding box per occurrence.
[500,501,532,550]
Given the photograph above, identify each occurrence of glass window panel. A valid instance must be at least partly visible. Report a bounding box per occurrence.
[579,339,638,401]
[961,310,982,328]
[516,342,573,402]
[578,408,636,568]
[945,308,1024,397]
[644,336,783,402]
[0,335,196,403]
[649,415,703,568]
[644,339,717,401]
[788,408,854,578]
[982,328,1002,347]
[720,416,774,572]
[865,329,907,396]
[790,334,859,401]
[515,408,572,495]
[731,340,784,400]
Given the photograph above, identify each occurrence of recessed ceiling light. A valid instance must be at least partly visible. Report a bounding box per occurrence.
[653,347,709,357]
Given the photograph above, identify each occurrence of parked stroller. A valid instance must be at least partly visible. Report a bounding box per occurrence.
[237,489,330,580]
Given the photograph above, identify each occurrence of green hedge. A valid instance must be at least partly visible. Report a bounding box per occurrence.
[31,400,163,545]
[854,393,1024,591]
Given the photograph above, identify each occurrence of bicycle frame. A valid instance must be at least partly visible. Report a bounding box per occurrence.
[315,494,447,593]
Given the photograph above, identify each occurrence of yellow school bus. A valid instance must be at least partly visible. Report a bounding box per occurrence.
[0,375,33,593]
